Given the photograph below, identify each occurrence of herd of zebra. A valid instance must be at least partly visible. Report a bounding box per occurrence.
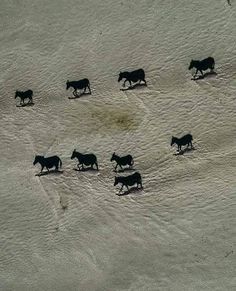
[16,57,215,195]
[33,133,193,196]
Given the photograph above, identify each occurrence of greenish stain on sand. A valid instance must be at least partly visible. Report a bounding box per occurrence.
[90,106,140,131]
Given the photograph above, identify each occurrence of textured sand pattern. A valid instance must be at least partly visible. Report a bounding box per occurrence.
[0,1,236,290]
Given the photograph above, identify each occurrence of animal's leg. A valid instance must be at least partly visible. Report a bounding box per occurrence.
[95,162,99,170]
[88,85,91,94]
[119,184,124,194]
[73,90,77,97]
[200,70,203,76]
[115,164,118,171]
[129,80,132,87]
[140,181,143,189]
[190,141,193,149]
[123,80,127,87]
[119,164,123,170]
[126,185,129,192]
[41,165,44,172]
[194,69,198,77]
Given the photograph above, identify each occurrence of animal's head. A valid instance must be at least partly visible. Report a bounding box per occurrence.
[171,136,176,146]
[110,152,115,162]
[114,176,119,186]
[66,80,70,90]
[188,60,195,70]
[118,72,124,82]
[15,91,19,99]
[33,155,40,165]
[71,149,76,159]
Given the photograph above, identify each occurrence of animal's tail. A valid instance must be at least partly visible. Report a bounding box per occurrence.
[59,158,62,168]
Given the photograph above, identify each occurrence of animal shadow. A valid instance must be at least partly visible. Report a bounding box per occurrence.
[192,71,217,81]
[173,147,196,156]
[120,83,147,91]
[35,169,64,176]
[117,186,143,196]
[68,92,91,99]
[73,167,98,172]
[16,102,35,107]
[113,167,135,173]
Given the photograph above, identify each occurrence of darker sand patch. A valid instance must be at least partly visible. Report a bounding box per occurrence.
[90,106,140,131]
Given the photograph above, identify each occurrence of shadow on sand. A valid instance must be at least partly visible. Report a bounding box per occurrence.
[73,167,98,172]
[191,71,217,81]
[113,167,136,173]
[16,102,35,108]
[116,186,143,196]
[173,147,196,156]
[120,83,147,91]
[35,169,64,177]
[68,92,91,99]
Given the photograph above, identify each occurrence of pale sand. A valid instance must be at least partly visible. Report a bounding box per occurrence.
[0,1,235,290]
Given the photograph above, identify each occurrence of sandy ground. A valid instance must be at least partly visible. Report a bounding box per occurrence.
[0,1,236,290]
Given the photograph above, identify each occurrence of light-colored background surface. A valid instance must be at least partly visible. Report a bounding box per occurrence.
[0,1,235,290]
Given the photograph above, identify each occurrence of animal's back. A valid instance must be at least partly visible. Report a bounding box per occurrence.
[45,155,60,165]
[182,134,193,141]
[131,68,145,78]
[120,154,133,163]
[133,171,141,181]
[126,171,141,184]
[27,89,33,95]
[201,57,215,68]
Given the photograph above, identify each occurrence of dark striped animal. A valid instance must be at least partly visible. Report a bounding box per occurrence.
[15,90,33,105]
[71,149,98,170]
[33,155,62,173]
[111,152,134,171]
[118,68,146,87]
[171,134,193,151]
[66,79,91,97]
[189,57,215,78]
[114,171,142,194]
